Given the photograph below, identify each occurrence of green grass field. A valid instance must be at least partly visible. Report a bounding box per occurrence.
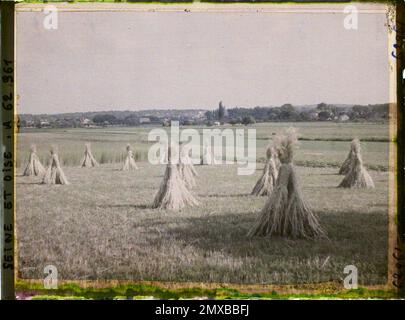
[17,122,390,170]
[16,122,390,285]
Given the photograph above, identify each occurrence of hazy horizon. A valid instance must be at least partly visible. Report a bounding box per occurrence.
[18,102,387,116]
[17,5,389,115]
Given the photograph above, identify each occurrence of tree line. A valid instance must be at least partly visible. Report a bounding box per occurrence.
[205,103,389,124]
[18,102,389,129]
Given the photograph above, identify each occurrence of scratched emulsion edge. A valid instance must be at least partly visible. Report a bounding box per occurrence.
[395,0,405,297]
[10,0,402,300]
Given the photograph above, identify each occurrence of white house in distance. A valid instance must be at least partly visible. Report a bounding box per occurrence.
[338,114,350,122]
[139,117,151,124]
[40,120,50,127]
[81,118,91,127]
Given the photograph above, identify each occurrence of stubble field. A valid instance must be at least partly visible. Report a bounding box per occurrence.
[16,122,390,285]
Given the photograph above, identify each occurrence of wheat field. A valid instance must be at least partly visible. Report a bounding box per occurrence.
[16,122,390,285]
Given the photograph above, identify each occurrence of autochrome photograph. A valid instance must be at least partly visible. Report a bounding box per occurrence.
[14,2,394,290]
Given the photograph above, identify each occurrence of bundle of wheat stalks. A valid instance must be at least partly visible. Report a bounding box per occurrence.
[339,139,358,175]
[178,143,198,188]
[201,141,213,165]
[251,145,279,196]
[122,144,138,171]
[339,139,374,189]
[42,146,70,185]
[248,129,325,239]
[152,145,198,210]
[81,143,99,168]
[23,144,45,177]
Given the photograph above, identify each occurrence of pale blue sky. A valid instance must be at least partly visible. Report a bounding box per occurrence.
[16,6,389,114]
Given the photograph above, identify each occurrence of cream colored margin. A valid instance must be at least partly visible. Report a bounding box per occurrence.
[16,2,386,14]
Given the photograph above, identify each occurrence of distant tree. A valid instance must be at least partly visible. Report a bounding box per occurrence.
[316,103,337,118]
[279,104,299,121]
[299,111,312,121]
[318,111,332,121]
[227,116,243,124]
[351,105,371,120]
[123,115,139,126]
[218,101,225,121]
[369,104,388,120]
[93,114,119,125]
[212,109,219,120]
[205,111,214,121]
[280,104,295,112]
[267,108,281,121]
[242,116,256,125]
[316,103,329,111]
[250,106,269,121]
[370,104,388,114]
[182,119,194,126]
[149,116,161,123]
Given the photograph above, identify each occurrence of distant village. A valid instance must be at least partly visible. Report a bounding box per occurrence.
[19,102,389,129]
